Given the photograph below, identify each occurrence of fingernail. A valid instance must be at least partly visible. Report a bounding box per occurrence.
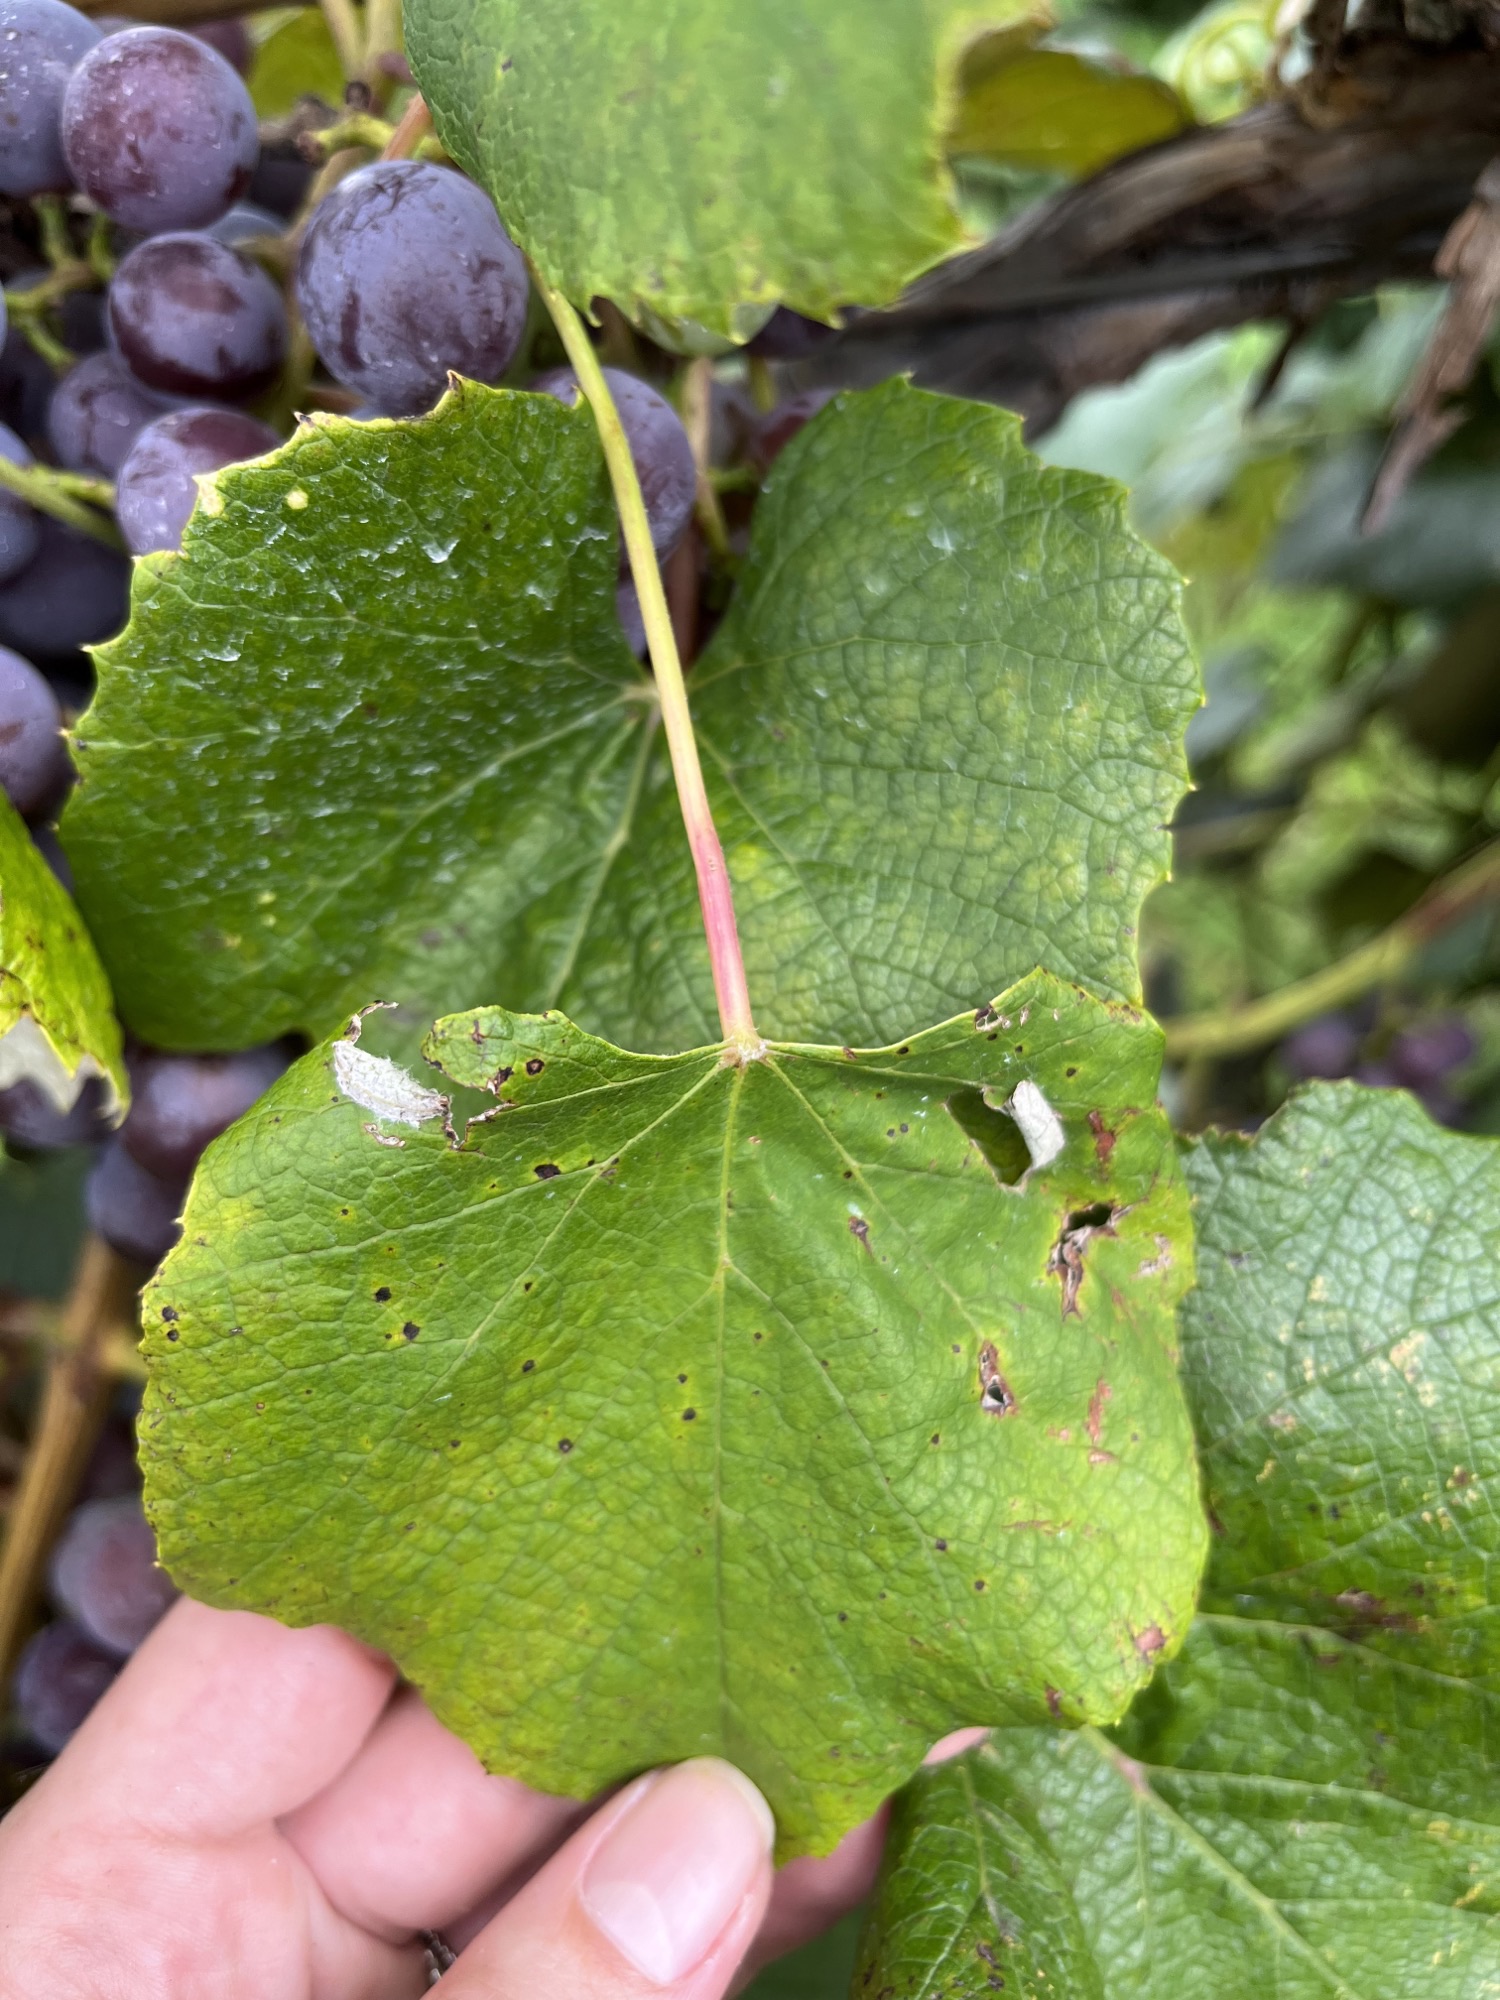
[580,1758,775,1985]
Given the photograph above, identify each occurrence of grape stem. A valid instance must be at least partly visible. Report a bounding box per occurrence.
[318,0,364,83]
[681,358,731,564]
[1164,837,1500,1058]
[536,277,764,1061]
[0,1237,141,1687]
[0,457,122,549]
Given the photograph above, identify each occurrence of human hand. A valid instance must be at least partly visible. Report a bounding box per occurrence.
[0,1597,885,1998]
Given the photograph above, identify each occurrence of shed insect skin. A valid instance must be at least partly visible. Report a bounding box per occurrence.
[978,1340,1016,1415]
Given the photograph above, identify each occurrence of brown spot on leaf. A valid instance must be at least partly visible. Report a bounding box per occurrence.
[1087,1108,1116,1164]
[374,1286,391,1302]
[401,1321,420,1341]
[1045,1685,1062,1718]
[1086,1377,1112,1446]
[160,1306,178,1323]
[849,1214,872,1254]
[1133,1623,1166,1659]
[525,1058,545,1075]
[534,1163,561,1180]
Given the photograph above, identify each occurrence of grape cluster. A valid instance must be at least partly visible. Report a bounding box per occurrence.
[1280,1008,1477,1125]
[9,1397,176,1756]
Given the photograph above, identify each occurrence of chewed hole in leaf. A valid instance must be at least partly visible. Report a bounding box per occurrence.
[946,1086,1031,1186]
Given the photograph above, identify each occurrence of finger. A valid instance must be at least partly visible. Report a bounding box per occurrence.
[442,1758,775,2000]
[10,1598,396,1842]
[281,1684,583,1940]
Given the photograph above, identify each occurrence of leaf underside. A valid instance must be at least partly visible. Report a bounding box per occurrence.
[0,790,126,1116]
[859,1085,1500,1994]
[140,970,1204,1858]
[64,378,1196,1059]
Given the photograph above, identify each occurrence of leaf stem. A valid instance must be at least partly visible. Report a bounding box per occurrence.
[681,357,731,564]
[0,1237,140,1686]
[0,455,122,547]
[535,277,763,1059]
[380,92,433,161]
[318,0,365,82]
[1163,838,1500,1059]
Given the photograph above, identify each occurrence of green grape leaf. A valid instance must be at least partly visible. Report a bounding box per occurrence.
[869,1086,1500,1995]
[65,379,1196,1057]
[405,0,1049,338]
[140,971,1204,1858]
[0,791,125,1117]
[852,1742,1104,1999]
[950,45,1188,178]
[248,9,346,118]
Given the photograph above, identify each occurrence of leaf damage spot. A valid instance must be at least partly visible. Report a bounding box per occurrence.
[1004,1078,1064,1172]
[534,1162,561,1180]
[978,1341,1015,1416]
[848,1212,872,1254]
[1086,1377,1112,1446]
[1048,1203,1121,1317]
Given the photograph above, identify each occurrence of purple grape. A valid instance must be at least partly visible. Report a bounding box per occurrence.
[188,15,250,74]
[0,516,129,659]
[85,1134,186,1267]
[49,1495,178,1656]
[0,0,102,197]
[748,388,837,476]
[0,643,67,818]
[0,418,40,584]
[80,1416,142,1501]
[0,1072,104,1148]
[1281,1012,1360,1082]
[61,25,258,233]
[11,1619,119,1753]
[296,160,529,417]
[1390,1016,1475,1088]
[47,350,164,478]
[208,200,283,247]
[122,1042,289,1179]
[616,577,646,657]
[109,233,286,402]
[745,306,839,362]
[0,315,55,449]
[533,366,695,560]
[116,406,278,555]
[247,146,311,219]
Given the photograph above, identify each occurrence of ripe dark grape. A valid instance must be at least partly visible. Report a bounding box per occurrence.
[85,1134,186,1267]
[745,307,840,362]
[296,160,529,417]
[61,25,258,233]
[0,1073,104,1148]
[0,516,129,659]
[748,388,837,475]
[0,418,40,584]
[188,15,250,75]
[80,1413,143,1502]
[109,233,287,402]
[1280,1012,1360,1082]
[1390,1015,1475,1088]
[209,200,283,248]
[0,643,67,818]
[616,578,646,657]
[0,0,102,198]
[47,350,164,478]
[11,1619,119,1753]
[122,1043,290,1179]
[49,1495,178,1656]
[116,407,278,555]
[533,366,696,559]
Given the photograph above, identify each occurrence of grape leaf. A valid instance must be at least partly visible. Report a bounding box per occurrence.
[405,0,1047,338]
[139,970,1204,1857]
[0,791,125,1117]
[950,46,1188,178]
[65,379,1196,1058]
[862,1086,1500,1995]
[248,9,346,120]
[852,1743,1104,1999]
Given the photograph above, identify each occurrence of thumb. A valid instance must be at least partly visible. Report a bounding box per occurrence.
[440,1757,776,1999]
